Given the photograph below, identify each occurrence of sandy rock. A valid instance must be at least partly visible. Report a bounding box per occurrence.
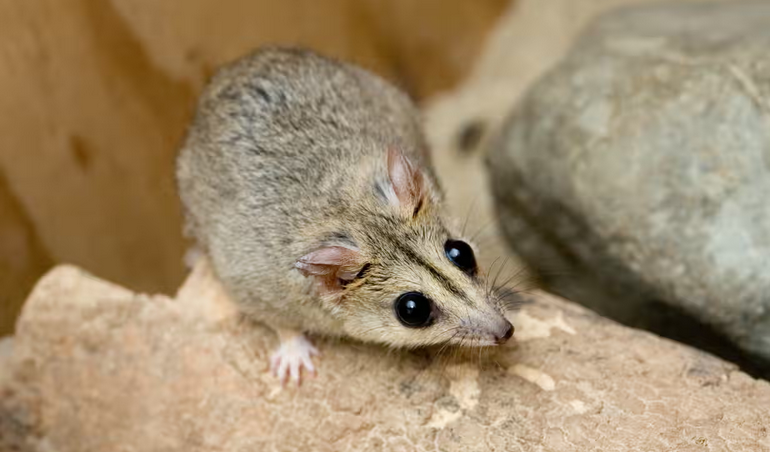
[486,1,770,369]
[1,261,769,451]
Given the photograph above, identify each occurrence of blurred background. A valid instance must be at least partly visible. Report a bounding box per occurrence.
[0,0,508,335]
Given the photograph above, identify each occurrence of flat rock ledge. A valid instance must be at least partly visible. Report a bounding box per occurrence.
[1,261,769,451]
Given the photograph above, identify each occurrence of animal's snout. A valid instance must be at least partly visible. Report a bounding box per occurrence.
[495,320,514,345]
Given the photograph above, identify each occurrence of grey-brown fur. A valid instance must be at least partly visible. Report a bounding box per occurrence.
[177,48,511,349]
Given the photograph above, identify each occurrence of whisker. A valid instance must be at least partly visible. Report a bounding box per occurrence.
[460,196,481,237]
[434,330,461,377]
[434,330,459,357]
[492,287,532,311]
[496,264,530,290]
[425,325,461,347]
[357,325,392,337]
[469,219,497,244]
[484,257,501,300]
[490,256,510,295]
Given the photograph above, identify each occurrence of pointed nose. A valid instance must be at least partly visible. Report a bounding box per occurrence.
[495,320,514,345]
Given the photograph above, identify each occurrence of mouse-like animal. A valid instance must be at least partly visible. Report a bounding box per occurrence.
[176,48,514,385]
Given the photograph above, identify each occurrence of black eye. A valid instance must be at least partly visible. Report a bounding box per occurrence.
[445,240,477,275]
[394,292,434,328]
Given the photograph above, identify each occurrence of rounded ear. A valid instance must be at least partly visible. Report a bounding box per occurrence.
[387,148,426,214]
[295,246,363,294]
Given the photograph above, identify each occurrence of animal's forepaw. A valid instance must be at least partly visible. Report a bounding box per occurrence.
[269,334,320,386]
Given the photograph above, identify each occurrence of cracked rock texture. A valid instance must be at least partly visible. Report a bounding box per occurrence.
[1,261,769,451]
[486,1,770,368]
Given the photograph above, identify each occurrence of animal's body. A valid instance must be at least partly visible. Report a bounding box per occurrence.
[177,48,513,384]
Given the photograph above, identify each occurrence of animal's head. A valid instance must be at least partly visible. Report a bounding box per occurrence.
[296,149,514,348]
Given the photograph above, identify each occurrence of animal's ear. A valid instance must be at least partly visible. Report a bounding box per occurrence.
[387,148,426,213]
[295,246,363,294]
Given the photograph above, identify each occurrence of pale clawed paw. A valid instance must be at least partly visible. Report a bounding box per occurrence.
[269,334,320,386]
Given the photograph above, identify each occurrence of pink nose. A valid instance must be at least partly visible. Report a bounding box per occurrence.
[495,321,514,344]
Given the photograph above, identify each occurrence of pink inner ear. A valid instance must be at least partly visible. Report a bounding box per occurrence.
[387,148,425,210]
[295,246,362,291]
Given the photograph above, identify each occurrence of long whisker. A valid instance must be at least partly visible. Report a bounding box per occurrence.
[484,257,501,300]
[469,219,497,244]
[434,330,461,377]
[357,325,392,337]
[425,325,461,347]
[460,196,481,237]
[433,329,459,358]
[490,256,510,296]
[496,264,530,291]
[492,286,532,311]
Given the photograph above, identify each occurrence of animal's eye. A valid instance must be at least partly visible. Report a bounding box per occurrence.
[394,292,434,328]
[445,240,477,275]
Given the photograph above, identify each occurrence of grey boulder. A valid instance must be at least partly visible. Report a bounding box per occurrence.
[487,1,770,367]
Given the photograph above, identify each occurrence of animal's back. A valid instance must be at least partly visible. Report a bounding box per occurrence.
[176,48,425,331]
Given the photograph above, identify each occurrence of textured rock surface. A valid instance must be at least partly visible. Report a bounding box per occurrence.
[486,1,770,367]
[1,262,769,451]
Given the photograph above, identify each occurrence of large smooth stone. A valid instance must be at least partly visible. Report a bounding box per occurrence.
[487,1,770,367]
